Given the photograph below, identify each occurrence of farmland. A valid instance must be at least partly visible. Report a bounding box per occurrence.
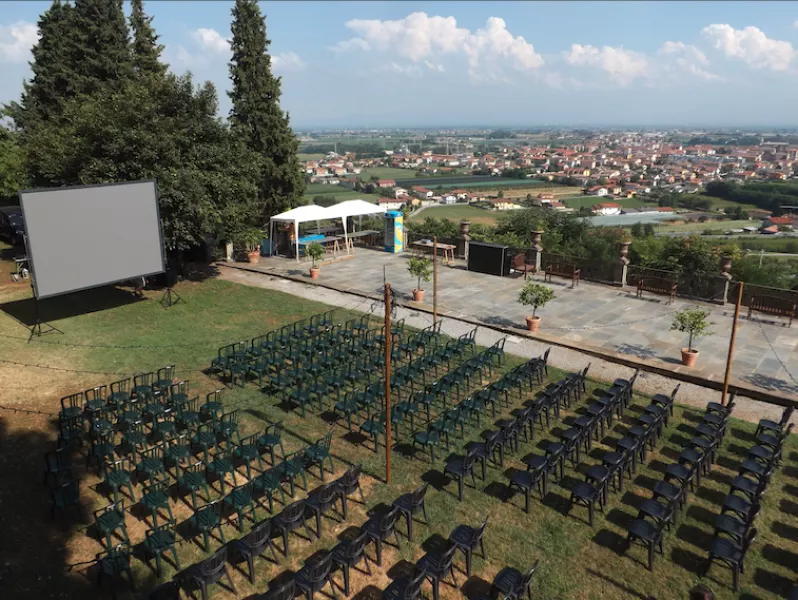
[301,183,380,205]
[408,204,498,225]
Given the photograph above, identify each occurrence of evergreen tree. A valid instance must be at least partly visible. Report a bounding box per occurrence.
[228,0,304,219]
[129,0,166,77]
[69,0,133,95]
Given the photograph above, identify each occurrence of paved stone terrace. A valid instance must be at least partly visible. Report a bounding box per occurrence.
[244,248,798,398]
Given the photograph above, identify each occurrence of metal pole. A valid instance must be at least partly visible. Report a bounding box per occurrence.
[721,281,744,406]
[433,236,438,323]
[384,282,392,484]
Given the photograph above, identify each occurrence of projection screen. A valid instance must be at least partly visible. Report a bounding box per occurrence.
[19,180,166,299]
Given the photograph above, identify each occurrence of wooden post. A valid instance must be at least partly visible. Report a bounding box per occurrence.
[433,236,438,324]
[721,282,744,406]
[384,283,392,484]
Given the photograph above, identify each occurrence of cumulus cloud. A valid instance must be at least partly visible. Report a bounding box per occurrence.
[377,62,422,77]
[563,44,648,84]
[272,51,306,72]
[702,24,795,71]
[0,21,38,63]
[658,40,720,80]
[193,27,230,53]
[424,60,445,73]
[332,12,543,79]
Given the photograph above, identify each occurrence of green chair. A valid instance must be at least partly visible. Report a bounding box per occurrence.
[44,447,72,486]
[104,458,136,503]
[334,393,361,431]
[253,466,286,513]
[224,483,257,532]
[228,359,250,388]
[191,423,218,463]
[109,378,132,406]
[305,430,335,482]
[189,500,225,552]
[94,501,129,550]
[87,431,116,476]
[50,475,82,520]
[136,445,167,483]
[257,422,285,465]
[117,398,143,432]
[177,463,210,511]
[133,371,155,401]
[141,479,176,527]
[208,450,237,495]
[234,433,264,480]
[144,523,180,576]
[84,385,109,418]
[121,422,147,456]
[200,389,224,422]
[168,379,189,408]
[152,413,178,444]
[289,381,315,417]
[57,416,85,450]
[360,411,386,454]
[59,393,85,421]
[282,452,308,495]
[154,365,176,398]
[96,544,135,597]
[248,358,271,390]
[164,434,191,476]
[413,422,443,463]
[214,410,239,446]
[175,396,201,432]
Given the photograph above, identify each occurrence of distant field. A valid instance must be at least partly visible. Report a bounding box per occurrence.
[301,183,380,204]
[655,218,756,233]
[408,204,498,225]
[358,166,420,181]
[298,153,325,161]
[701,195,761,212]
[561,196,647,209]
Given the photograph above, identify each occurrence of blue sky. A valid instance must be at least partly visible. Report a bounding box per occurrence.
[1,1,798,128]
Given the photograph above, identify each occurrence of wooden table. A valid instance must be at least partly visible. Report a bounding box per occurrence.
[345,230,381,251]
[296,235,342,259]
[411,241,457,265]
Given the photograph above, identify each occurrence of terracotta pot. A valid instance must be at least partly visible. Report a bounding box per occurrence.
[525,315,541,332]
[247,250,260,263]
[309,267,320,279]
[413,289,425,302]
[681,348,699,367]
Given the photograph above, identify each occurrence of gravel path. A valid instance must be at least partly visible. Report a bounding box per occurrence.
[219,265,795,427]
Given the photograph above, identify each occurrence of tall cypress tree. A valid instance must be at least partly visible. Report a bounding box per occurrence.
[129,0,165,77]
[228,0,304,218]
[10,0,77,130]
[69,0,133,95]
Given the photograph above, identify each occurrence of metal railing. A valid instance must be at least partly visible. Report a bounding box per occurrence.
[541,251,617,285]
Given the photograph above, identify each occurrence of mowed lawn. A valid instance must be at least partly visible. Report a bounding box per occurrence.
[302,183,380,205]
[359,166,423,181]
[409,205,499,225]
[0,268,796,600]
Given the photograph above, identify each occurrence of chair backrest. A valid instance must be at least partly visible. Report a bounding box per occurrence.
[485,430,502,451]
[85,385,107,401]
[222,410,239,425]
[144,479,169,497]
[206,389,223,404]
[343,530,369,561]
[264,577,296,600]
[199,545,229,581]
[438,542,459,571]
[61,393,83,410]
[185,462,205,476]
[303,550,333,583]
[520,559,541,590]
[111,378,131,394]
[170,380,189,398]
[541,348,551,366]
[513,253,525,268]
[134,372,154,387]
[158,365,175,383]
[409,483,429,508]
[628,369,640,391]
[379,506,401,534]
[669,384,681,403]
[782,406,795,427]
[242,518,272,549]
[338,464,362,490]
[581,363,591,380]
[403,569,427,600]
[312,481,339,505]
[472,515,489,546]
[280,499,307,524]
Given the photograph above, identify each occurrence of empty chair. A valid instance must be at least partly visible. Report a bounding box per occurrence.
[383,569,426,600]
[443,448,478,501]
[189,500,225,552]
[96,544,136,597]
[705,527,758,592]
[393,482,430,542]
[295,550,337,600]
[230,519,279,584]
[362,505,401,566]
[186,545,236,600]
[306,481,341,537]
[756,406,793,438]
[332,530,371,596]
[490,559,540,600]
[415,542,458,600]
[569,480,603,527]
[143,523,180,576]
[625,516,666,571]
[335,464,365,519]
[448,516,488,577]
[257,578,296,600]
[273,499,313,558]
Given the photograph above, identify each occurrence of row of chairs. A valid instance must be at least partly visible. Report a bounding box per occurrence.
[624,395,729,571]
[704,406,793,590]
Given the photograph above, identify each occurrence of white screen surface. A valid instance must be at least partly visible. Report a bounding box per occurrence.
[20,180,165,299]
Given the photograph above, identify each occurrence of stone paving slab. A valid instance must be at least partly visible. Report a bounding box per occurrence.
[243,249,798,397]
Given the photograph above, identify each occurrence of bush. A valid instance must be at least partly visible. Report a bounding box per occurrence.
[671,308,714,351]
[407,256,432,291]
[518,282,555,317]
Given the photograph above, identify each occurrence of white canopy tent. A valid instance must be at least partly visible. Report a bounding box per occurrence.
[269,200,386,261]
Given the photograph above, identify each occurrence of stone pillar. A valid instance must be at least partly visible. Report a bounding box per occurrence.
[531,230,544,273]
[718,254,733,304]
[617,240,631,287]
[459,220,471,261]
[225,241,234,262]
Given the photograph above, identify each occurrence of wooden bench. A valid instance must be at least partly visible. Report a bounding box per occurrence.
[544,263,580,287]
[748,294,796,327]
[636,277,677,305]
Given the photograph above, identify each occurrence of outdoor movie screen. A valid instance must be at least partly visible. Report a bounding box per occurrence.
[19,180,166,299]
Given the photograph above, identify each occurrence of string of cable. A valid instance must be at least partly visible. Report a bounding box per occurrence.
[751,312,798,386]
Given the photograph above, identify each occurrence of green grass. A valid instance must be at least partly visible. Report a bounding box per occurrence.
[358,166,420,181]
[654,219,756,233]
[302,190,381,205]
[409,204,499,225]
[701,195,761,212]
[298,153,326,161]
[0,272,796,599]
[561,196,647,210]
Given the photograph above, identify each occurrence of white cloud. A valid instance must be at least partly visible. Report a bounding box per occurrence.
[793,19,798,28]
[424,60,445,73]
[563,44,648,84]
[333,12,543,80]
[193,27,230,53]
[658,41,720,81]
[0,21,38,63]
[701,24,795,71]
[272,51,306,72]
[377,62,422,77]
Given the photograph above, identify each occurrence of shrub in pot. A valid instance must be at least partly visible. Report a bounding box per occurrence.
[237,227,264,263]
[671,307,714,367]
[306,241,325,279]
[518,282,555,332]
[407,256,432,302]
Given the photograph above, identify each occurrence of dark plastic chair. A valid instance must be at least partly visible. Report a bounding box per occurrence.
[144,523,180,576]
[705,527,757,591]
[332,530,371,595]
[187,545,237,600]
[443,449,478,501]
[448,516,488,576]
[274,499,314,557]
[296,550,337,600]
[231,518,279,583]
[625,517,666,571]
[490,559,540,600]
[569,481,603,527]
[50,476,83,520]
[335,464,365,519]
[415,542,458,600]
[189,500,225,552]
[94,501,129,550]
[257,577,296,600]
[363,505,401,566]
[383,568,426,600]
[393,482,430,542]
[96,544,136,597]
[306,481,341,537]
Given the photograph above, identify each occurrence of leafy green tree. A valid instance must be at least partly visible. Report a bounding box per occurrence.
[643,223,656,237]
[630,222,644,238]
[0,120,28,201]
[228,0,304,219]
[129,0,165,78]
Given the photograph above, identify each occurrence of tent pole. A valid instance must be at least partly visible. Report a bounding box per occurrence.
[295,221,299,262]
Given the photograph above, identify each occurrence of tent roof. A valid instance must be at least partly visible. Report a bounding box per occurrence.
[270,204,329,224]
[326,199,386,219]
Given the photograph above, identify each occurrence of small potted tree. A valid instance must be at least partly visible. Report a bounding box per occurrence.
[671,307,714,367]
[238,227,263,263]
[407,256,432,302]
[306,241,325,279]
[518,281,555,332]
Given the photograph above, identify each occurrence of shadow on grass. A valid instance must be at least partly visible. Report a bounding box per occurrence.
[772,520,798,541]
[686,505,717,527]
[761,543,798,572]
[585,568,649,599]
[592,529,626,555]
[676,524,714,551]
[462,575,492,600]
[753,566,795,596]
[351,584,382,600]
[670,546,706,575]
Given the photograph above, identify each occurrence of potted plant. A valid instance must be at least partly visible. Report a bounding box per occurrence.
[518,281,555,332]
[238,227,263,263]
[671,307,714,367]
[306,241,325,279]
[407,256,432,302]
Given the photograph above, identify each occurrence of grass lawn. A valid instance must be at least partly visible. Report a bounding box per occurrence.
[654,219,757,234]
[561,196,647,210]
[0,266,796,600]
[409,205,499,225]
[358,167,421,181]
[302,190,381,205]
[702,195,761,213]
